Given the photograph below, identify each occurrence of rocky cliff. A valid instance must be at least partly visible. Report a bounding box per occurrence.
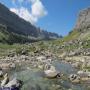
[75,8,90,32]
[65,8,90,41]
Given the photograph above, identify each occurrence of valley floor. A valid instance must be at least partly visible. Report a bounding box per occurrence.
[0,40,90,90]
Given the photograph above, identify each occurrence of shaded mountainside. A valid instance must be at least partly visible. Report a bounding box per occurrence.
[0,3,60,44]
[0,24,38,44]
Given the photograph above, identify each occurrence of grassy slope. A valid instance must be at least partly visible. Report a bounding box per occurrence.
[63,30,80,42]
[48,28,90,51]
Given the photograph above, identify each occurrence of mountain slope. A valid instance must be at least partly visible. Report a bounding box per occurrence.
[74,7,90,40]
[63,7,90,42]
[0,24,39,44]
[0,3,60,44]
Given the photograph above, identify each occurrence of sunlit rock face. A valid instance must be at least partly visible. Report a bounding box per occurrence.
[75,8,90,31]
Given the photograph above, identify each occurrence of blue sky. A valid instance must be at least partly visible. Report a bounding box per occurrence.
[0,0,90,36]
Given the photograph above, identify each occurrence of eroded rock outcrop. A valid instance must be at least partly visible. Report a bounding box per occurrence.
[75,8,90,31]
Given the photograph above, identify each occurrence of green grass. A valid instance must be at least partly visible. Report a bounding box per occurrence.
[63,30,80,42]
[0,43,27,56]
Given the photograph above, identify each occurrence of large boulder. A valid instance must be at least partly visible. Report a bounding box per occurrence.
[69,74,77,81]
[5,78,23,88]
[0,72,23,89]
[1,73,9,87]
[44,65,60,78]
[69,74,80,83]
[77,70,90,77]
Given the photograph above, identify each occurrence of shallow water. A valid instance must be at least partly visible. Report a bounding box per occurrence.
[9,61,89,90]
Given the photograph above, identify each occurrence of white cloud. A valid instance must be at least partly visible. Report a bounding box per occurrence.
[10,8,18,14]
[10,7,37,24]
[10,0,47,24]
[31,0,47,18]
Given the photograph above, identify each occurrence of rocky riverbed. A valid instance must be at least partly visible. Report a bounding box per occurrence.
[0,41,90,90]
[0,53,90,90]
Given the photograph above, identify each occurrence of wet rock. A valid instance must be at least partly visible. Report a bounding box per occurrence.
[0,69,3,77]
[71,78,80,83]
[69,74,77,81]
[5,78,23,88]
[69,74,80,83]
[81,77,90,82]
[44,65,60,78]
[1,73,9,87]
[77,70,90,77]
